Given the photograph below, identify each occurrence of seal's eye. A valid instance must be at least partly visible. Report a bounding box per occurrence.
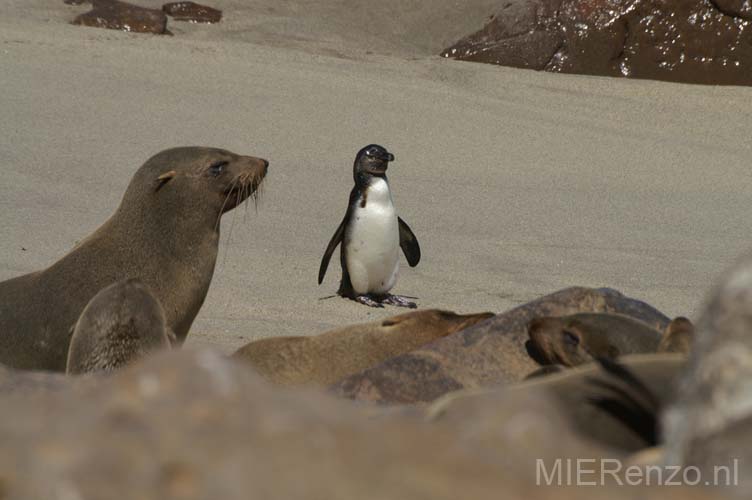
[208,161,228,177]
[563,330,580,347]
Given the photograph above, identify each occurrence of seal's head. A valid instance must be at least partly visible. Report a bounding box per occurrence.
[658,316,694,354]
[353,144,394,182]
[379,309,494,334]
[149,147,268,212]
[66,278,171,375]
[124,147,268,219]
[526,316,620,367]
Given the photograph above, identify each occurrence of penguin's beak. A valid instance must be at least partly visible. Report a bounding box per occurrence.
[383,153,395,162]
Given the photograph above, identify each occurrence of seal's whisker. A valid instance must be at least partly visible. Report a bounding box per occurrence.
[243,176,251,222]
[252,177,261,214]
[220,192,240,269]
[216,177,239,231]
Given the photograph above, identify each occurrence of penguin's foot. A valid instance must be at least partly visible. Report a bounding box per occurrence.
[381,294,417,309]
[354,294,385,308]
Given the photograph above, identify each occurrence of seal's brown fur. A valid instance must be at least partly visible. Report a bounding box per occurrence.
[657,316,694,354]
[66,278,171,374]
[232,309,493,386]
[0,147,267,371]
[527,313,663,367]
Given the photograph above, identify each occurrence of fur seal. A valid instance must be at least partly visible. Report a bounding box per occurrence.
[657,316,693,354]
[427,353,686,453]
[331,287,671,404]
[66,278,172,375]
[525,313,663,367]
[232,309,493,386]
[0,147,267,371]
[318,144,421,308]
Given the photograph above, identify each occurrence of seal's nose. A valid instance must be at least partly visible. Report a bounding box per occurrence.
[261,159,269,173]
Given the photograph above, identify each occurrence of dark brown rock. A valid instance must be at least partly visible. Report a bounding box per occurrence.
[162,1,222,23]
[712,0,752,20]
[72,0,170,35]
[442,0,752,86]
[331,287,670,404]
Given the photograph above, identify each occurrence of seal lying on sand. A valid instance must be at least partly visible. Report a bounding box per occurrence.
[66,279,172,375]
[525,313,664,367]
[331,287,670,404]
[0,147,268,371]
[233,309,493,386]
[427,353,686,453]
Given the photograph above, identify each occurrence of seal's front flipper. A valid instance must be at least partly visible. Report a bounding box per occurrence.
[382,294,417,309]
[354,294,384,308]
[398,217,420,267]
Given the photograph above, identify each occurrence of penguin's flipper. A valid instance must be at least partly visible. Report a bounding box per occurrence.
[398,217,421,267]
[318,217,346,285]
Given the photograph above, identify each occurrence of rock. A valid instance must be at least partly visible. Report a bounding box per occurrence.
[663,249,752,490]
[71,0,171,35]
[162,1,222,23]
[330,286,670,404]
[442,0,752,86]
[0,349,708,499]
[712,0,752,20]
[0,363,72,395]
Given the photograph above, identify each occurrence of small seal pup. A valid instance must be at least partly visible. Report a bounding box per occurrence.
[66,278,171,375]
[525,312,663,367]
[318,144,421,308]
[0,147,268,371]
[232,309,493,386]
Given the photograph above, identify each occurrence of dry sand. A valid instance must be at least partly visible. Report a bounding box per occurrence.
[1,0,750,354]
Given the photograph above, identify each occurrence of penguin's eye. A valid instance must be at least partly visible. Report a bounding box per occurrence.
[366,148,377,157]
[208,161,228,177]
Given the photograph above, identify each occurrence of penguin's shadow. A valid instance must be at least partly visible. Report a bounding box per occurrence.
[317,294,420,301]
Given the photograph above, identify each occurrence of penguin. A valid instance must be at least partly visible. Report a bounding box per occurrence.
[318,144,420,308]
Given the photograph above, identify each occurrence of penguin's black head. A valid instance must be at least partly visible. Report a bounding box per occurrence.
[353,144,394,180]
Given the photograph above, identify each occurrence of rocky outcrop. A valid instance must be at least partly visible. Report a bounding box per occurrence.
[163,2,222,23]
[0,348,712,499]
[70,0,171,35]
[663,249,752,490]
[442,0,752,86]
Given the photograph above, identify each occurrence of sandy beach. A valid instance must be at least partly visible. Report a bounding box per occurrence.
[1,0,750,354]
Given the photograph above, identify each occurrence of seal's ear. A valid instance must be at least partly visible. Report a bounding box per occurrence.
[166,327,177,347]
[155,170,177,192]
[382,315,407,327]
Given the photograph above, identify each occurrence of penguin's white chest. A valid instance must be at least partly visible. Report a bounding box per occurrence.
[345,178,400,295]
